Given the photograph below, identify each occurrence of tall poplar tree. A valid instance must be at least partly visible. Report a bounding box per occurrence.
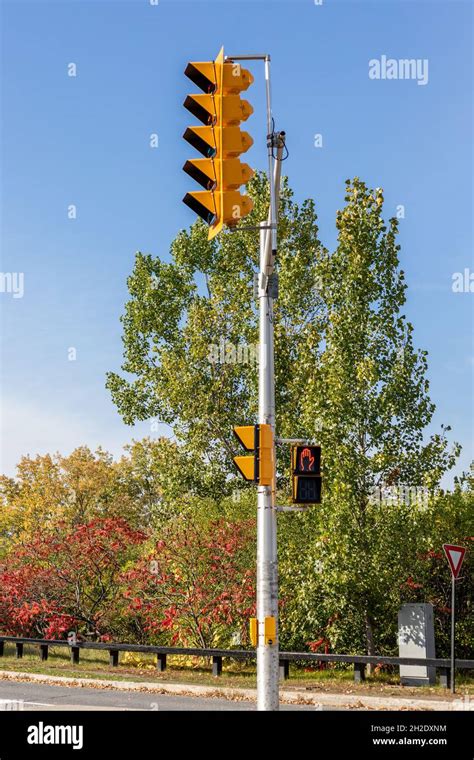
[297,178,459,654]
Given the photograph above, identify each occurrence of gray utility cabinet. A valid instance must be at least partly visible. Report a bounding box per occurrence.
[398,603,436,686]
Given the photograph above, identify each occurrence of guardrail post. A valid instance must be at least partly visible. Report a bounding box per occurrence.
[40,644,48,661]
[15,643,23,659]
[354,663,366,682]
[212,656,222,677]
[71,646,80,665]
[0,642,4,657]
[156,653,167,672]
[439,667,450,689]
[279,659,290,681]
[109,649,119,667]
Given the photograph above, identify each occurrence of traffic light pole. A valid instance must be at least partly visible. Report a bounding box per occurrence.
[257,225,278,709]
[257,128,285,714]
[227,52,285,711]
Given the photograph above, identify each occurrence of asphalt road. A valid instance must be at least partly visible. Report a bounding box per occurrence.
[0,680,318,711]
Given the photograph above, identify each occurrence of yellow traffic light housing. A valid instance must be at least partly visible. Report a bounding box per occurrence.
[249,618,258,647]
[264,616,276,646]
[182,47,255,239]
[233,424,274,487]
[183,158,253,192]
[249,616,276,646]
[184,93,253,127]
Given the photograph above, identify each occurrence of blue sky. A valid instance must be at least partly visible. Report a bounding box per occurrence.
[1,0,472,486]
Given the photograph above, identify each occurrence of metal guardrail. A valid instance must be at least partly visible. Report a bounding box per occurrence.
[0,635,472,685]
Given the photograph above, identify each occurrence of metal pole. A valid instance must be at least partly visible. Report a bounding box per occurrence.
[256,76,285,710]
[257,222,278,711]
[227,50,286,712]
[257,54,276,711]
[451,576,456,694]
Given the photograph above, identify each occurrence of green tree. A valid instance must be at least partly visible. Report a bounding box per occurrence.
[0,439,213,552]
[0,447,128,549]
[297,178,460,655]
[400,469,473,658]
[106,173,325,495]
[107,174,460,655]
[117,437,220,522]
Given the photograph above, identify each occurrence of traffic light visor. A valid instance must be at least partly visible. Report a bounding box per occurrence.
[184,94,217,126]
[183,159,217,191]
[182,192,216,225]
[184,61,218,94]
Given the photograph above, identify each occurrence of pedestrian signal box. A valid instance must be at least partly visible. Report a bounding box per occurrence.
[291,445,322,504]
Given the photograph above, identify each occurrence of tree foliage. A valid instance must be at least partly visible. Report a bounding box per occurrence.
[106,172,325,495]
[0,173,468,659]
[120,515,256,648]
[106,174,462,654]
[0,518,145,639]
[0,438,214,552]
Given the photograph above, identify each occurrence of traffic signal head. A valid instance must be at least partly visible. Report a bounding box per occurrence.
[291,445,322,504]
[182,47,255,239]
[233,424,274,487]
[184,57,253,96]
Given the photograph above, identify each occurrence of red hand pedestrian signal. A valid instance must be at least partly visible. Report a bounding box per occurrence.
[292,444,322,505]
[299,447,315,472]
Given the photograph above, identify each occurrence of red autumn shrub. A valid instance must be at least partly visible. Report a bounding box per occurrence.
[0,518,146,639]
[121,517,256,648]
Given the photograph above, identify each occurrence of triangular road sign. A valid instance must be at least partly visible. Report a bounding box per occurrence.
[443,544,466,579]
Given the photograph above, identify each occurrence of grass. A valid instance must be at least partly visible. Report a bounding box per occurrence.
[0,644,256,689]
[0,644,472,698]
